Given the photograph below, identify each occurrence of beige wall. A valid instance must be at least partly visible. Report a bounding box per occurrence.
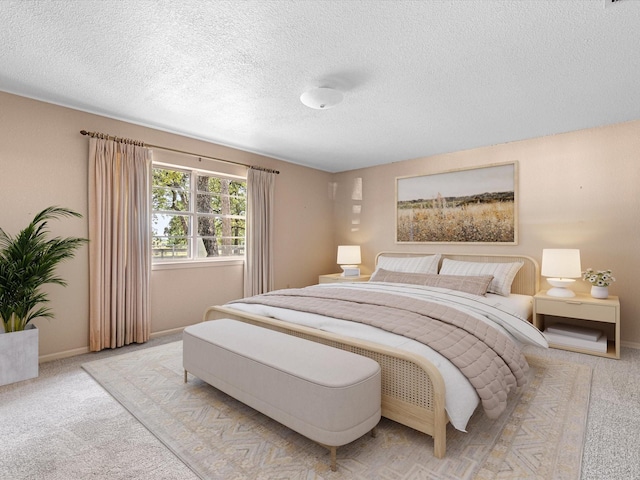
[332,120,640,348]
[0,92,335,359]
[3,89,638,357]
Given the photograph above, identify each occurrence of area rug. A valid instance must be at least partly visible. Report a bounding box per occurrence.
[82,342,591,480]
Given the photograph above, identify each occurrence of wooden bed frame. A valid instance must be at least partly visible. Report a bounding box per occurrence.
[203,252,539,458]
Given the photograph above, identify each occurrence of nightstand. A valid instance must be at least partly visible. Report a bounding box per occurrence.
[318,273,371,284]
[533,291,620,359]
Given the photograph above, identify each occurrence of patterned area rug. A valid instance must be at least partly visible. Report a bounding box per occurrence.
[82,341,591,480]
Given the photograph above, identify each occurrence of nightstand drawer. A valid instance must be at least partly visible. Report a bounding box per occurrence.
[535,298,616,323]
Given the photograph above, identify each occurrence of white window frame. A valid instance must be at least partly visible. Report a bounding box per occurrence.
[151,161,247,268]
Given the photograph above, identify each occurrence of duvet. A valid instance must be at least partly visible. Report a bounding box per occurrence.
[227,281,547,431]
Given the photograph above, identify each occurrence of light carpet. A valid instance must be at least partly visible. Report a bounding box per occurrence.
[82,341,591,480]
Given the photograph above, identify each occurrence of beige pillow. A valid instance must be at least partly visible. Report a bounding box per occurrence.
[438,259,523,297]
[370,268,494,296]
[375,254,441,275]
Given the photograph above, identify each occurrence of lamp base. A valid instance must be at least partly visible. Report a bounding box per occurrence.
[546,287,576,298]
[545,278,576,297]
[341,266,360,277]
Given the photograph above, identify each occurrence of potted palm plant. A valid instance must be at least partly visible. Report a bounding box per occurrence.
[0,206,87,386]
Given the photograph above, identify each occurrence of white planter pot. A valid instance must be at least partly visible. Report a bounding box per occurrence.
[590,286,609,299]
[0,324,39,386]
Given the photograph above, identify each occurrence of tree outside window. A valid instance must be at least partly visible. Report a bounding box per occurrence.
[152,166,246,262]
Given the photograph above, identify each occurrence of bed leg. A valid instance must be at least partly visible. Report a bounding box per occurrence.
[184,370,188,383]
[433,436,446,459]
[371,427,378,438]
[433,418,447,458]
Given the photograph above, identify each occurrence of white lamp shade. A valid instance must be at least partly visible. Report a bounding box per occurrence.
[337,245,361,265]
[541,249,582,278]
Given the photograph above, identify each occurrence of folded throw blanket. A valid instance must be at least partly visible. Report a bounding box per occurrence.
[232,286,529,419]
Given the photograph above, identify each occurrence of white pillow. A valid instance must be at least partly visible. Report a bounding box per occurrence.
[439,258,523,297]
[375,254,441,275]
[370,269,494,296]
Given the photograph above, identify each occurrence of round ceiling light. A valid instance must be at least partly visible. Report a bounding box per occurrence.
[300,87,343,110]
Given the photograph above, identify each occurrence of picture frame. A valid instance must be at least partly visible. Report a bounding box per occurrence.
[396,162,518,244]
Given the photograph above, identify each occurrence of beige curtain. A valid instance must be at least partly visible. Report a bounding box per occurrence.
[88,137,151,351]
[244,167,276,297]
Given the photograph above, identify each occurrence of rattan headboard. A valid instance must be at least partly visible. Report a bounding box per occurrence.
[375,252,539,296]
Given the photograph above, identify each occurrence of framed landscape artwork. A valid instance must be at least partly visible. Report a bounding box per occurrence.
[396,162,518,244]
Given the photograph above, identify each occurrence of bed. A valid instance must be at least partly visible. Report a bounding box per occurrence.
[203,252,545,458]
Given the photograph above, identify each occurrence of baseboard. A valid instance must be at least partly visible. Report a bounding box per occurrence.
[38,326,187,363]
[621,340,640,350]
[39,346,90,363]
[150,326,186,338]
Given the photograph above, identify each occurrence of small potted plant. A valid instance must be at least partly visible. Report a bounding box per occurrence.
[582,268,616,299]
[0,206,87,386]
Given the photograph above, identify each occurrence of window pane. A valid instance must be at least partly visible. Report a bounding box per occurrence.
[197,216,245,257]
[230,218,246,238]
[153,168,190,189]
[152,236,190,260]
[195,237,217,258]
[196,174,218,193]
[152,213,190,236]
[230,195,246,215]
[230,180,246,214]
[196,216,218,257]
[153,167,190,212]
[229,179,246,195]
[196,192,221,214]
[196,236,245,258]
[152,187,190,212]
[195,194,246,215]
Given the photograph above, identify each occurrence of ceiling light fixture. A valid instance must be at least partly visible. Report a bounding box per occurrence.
[300,87,343,109]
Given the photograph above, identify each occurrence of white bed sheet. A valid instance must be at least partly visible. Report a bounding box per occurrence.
[227,282,544,432]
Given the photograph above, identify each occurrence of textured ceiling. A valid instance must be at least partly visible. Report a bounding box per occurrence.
[1,0,639,173]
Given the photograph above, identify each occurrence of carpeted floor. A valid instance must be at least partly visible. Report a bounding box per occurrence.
[80,341,592,479]
[0,334,195,480]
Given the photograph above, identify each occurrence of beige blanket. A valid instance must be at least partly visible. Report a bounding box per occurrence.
[232,286,529,419]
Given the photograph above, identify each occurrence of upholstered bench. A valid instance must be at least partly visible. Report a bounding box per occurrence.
[183,319,381,471]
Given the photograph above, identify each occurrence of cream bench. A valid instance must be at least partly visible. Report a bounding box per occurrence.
[183,319,381,471]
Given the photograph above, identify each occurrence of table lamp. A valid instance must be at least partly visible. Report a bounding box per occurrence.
[541,248,582,297]
[337,245,361,277]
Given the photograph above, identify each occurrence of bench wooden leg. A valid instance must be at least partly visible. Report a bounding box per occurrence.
[319,443,338,471]
[184,370,188,383]
[329,446,337,471]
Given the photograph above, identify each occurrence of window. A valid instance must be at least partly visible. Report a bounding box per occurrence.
[152,164,246,263]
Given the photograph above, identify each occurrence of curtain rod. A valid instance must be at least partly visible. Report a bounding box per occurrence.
[79,130,280,175]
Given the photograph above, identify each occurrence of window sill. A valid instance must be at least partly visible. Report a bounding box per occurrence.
[152,258,244,271]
